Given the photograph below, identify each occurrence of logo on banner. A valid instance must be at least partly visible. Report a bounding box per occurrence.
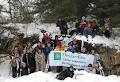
[54,52,61,60]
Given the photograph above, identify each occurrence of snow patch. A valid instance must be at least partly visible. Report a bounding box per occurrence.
[0,71,120,82]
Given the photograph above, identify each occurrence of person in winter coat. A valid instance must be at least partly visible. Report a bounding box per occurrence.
[104,27,111,38]
[79,20,87,35]
[67,39,79,53]
[56,19,68,35]
[35,50,45,72]
[91,20,99,38]
[56,19,62,27]
[43,43,53,63]
[56,66,74,80]
[51,35,59,48]
[83,21,92,39]
[22,48,36,74]
[10,46,21,59]
[54,41,64,72]
[62,20,68,35]
[42,30,51,44]
[10,46,21,78]
[54,41,64,51]
[33,42,45,72]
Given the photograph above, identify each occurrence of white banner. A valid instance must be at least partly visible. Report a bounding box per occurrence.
[49,51,94,69]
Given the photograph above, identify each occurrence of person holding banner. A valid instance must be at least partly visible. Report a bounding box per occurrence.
[54,41,64,51]
[67,39,79,53]
[54,41,65,72]
[54,41,64,72]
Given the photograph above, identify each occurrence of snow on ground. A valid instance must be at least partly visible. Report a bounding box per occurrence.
[0,59,11,78]
[75,35,120,49]
[0,69,120,82]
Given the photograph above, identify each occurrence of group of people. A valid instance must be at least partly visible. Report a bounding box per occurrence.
[9,42,42,78]
[8,16,106,79]
[9,30,102,79]
[56,16,111,39]
[9,30,65,78]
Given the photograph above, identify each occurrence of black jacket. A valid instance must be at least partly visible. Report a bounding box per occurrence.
[56,68,74,80]
[22,53,36,68]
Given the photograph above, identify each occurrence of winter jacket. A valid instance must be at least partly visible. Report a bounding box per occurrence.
[22,53,36,68]
[57,20,68,30]
[51,39,59,48]
[80,21,87,29]
[54,41,64,51]
[104,29,111,38]
[42,32,51,44]
[56,68,74,80]
[43,45,53,56]
[35,52,45,71]
[68,41,79,52]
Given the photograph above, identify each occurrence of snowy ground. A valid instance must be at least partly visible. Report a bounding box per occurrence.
[75,35,120,51]
[0,60,11,78]
[0,60,120,82]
